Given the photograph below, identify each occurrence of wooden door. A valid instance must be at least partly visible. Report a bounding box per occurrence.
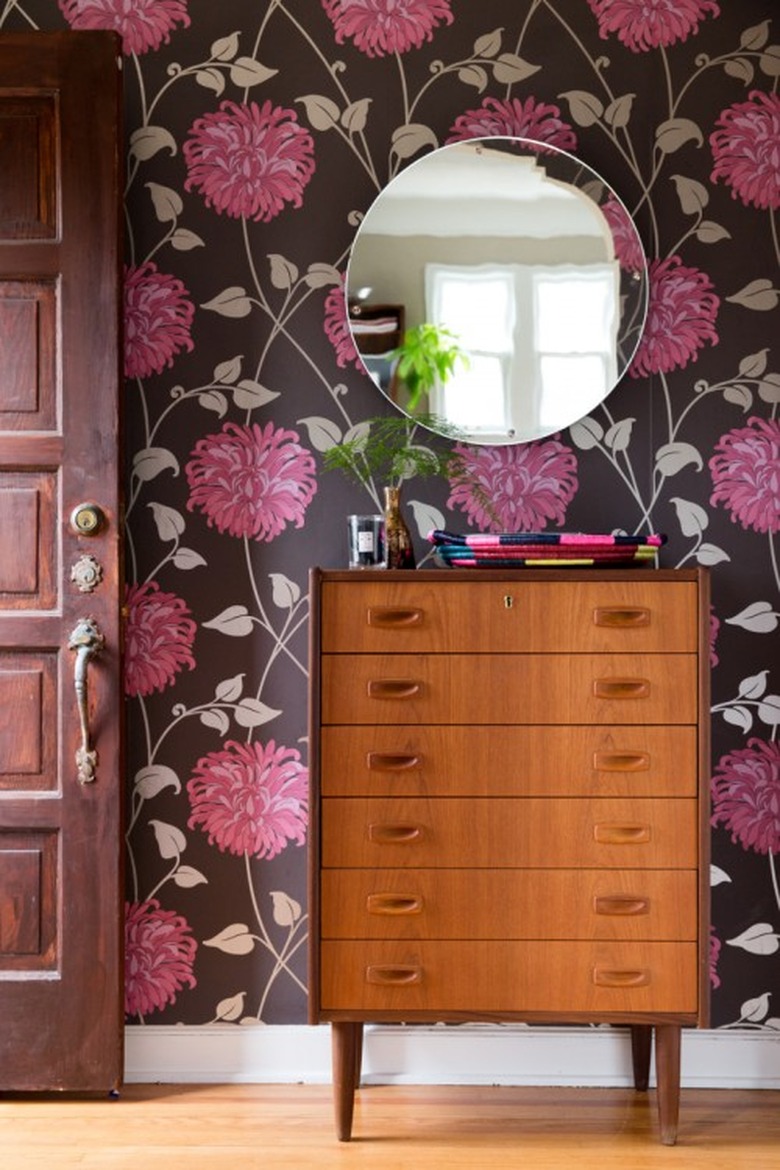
[0,32,123,1091]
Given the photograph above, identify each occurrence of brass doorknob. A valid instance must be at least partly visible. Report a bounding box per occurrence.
[70,502,106,535]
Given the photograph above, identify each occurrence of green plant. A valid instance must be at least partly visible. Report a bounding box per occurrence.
[323,413,463,492]
[390,323,469,411]
[323,412,500,529]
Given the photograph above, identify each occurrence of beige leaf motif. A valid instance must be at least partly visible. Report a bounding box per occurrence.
[458,64,488,93]
[671,174,709,215]
[655,118,702,154]
[605,94,634,129]
[759,45,780,77]
[492,53,539,84]
[341,98,371,135]
[559,90,604,128]
[726,280,779,311]
[474,28,502,57]
[391,123,438,160]
[296,94,340,131]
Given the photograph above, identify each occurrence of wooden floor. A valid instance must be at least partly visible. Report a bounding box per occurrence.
[1,1083,778,1169]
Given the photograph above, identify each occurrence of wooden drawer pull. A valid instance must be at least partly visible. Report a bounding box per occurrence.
[367,679,422,700]
[366,964,422,986]
[593,606,651,629]
[367,607,424,628]
[366,752,421,772]
[592,967,650,989]
[593,750,650,772]
[593,895,650,917]
[368,823,423,844]
[594,823,651,845]
[592,678,650,700]
[366,893,424,916]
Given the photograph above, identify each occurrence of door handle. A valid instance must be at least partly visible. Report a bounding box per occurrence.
[68,617,105,784]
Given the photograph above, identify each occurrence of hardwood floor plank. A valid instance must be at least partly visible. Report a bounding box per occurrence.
[0,1084,778,1169]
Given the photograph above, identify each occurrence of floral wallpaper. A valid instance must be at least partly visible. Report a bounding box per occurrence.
[3,0,778,1034]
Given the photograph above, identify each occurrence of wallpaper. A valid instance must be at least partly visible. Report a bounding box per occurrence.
[3,0,778,1034]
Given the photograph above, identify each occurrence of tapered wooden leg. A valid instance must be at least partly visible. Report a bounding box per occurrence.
[331,1021,362,1141]
[354,1021,364,1087]
[629,1025,652,1092]
[654,1024,681,1146]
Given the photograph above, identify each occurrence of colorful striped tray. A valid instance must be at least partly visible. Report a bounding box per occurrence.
[427,530,666,568]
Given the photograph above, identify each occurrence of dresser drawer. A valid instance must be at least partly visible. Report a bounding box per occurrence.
[320,725,698,797]
[321,869,698,941]
[321,654,698,725]
[321,578,698,654]
[321,797,698,869]
[319,940,699,1015]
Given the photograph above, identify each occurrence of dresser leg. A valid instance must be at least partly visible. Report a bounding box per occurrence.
[354,1021,364,1087]
[629,1024,652,1091]
[331,1021,362,1141]
[654,1024,681,1146]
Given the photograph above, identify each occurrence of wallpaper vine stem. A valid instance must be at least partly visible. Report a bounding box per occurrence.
[2,0,777,1036]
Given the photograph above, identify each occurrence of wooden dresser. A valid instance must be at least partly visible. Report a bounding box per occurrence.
[308,568,710,1144]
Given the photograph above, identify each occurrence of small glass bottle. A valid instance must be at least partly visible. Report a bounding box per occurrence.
[383,485,416,570]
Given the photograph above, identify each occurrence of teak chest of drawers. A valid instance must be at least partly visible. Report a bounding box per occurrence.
[308,568,710,1144]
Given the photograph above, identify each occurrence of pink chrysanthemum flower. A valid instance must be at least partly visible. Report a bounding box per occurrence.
[447,97,577,154]
[710,928,721,990]
[187,739,308,860]
[711,739,780,856]
[710,606,720,668]
[124,263,195,380]
[58,0,190,56]
[125,900,197,1019]
[629,256,719,378]
[601,195,645,272]
[710,91,780,211]
[709,417,780,534]
[184,100,315,223]
[324,279,360,370]
[185,422,317,542]
[124,582,197,699]
[447,439,578,533]
[322,0,453,58]
[586,0,719,52]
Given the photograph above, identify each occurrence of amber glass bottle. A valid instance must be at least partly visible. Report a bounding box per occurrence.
[383,485,416,569]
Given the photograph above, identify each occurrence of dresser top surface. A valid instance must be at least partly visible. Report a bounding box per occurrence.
[311,567,706,584]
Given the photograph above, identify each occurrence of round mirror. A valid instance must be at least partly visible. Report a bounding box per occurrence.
[346,136,648,445]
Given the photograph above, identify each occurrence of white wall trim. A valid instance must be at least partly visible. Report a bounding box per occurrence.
[124,1024,780,1089]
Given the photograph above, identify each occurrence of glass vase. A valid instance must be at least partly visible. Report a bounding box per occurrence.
[383,485,416,570]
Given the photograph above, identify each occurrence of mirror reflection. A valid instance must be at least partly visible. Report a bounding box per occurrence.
[346,137,648,445]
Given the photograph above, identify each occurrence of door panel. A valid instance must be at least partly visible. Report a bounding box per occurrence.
[0,279,58,427]
[0,31,123,1091]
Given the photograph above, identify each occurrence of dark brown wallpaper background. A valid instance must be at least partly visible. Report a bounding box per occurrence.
[5,1,778,1032]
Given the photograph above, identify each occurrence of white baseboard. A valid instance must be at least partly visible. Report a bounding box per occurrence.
[124,1024,780,1089]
